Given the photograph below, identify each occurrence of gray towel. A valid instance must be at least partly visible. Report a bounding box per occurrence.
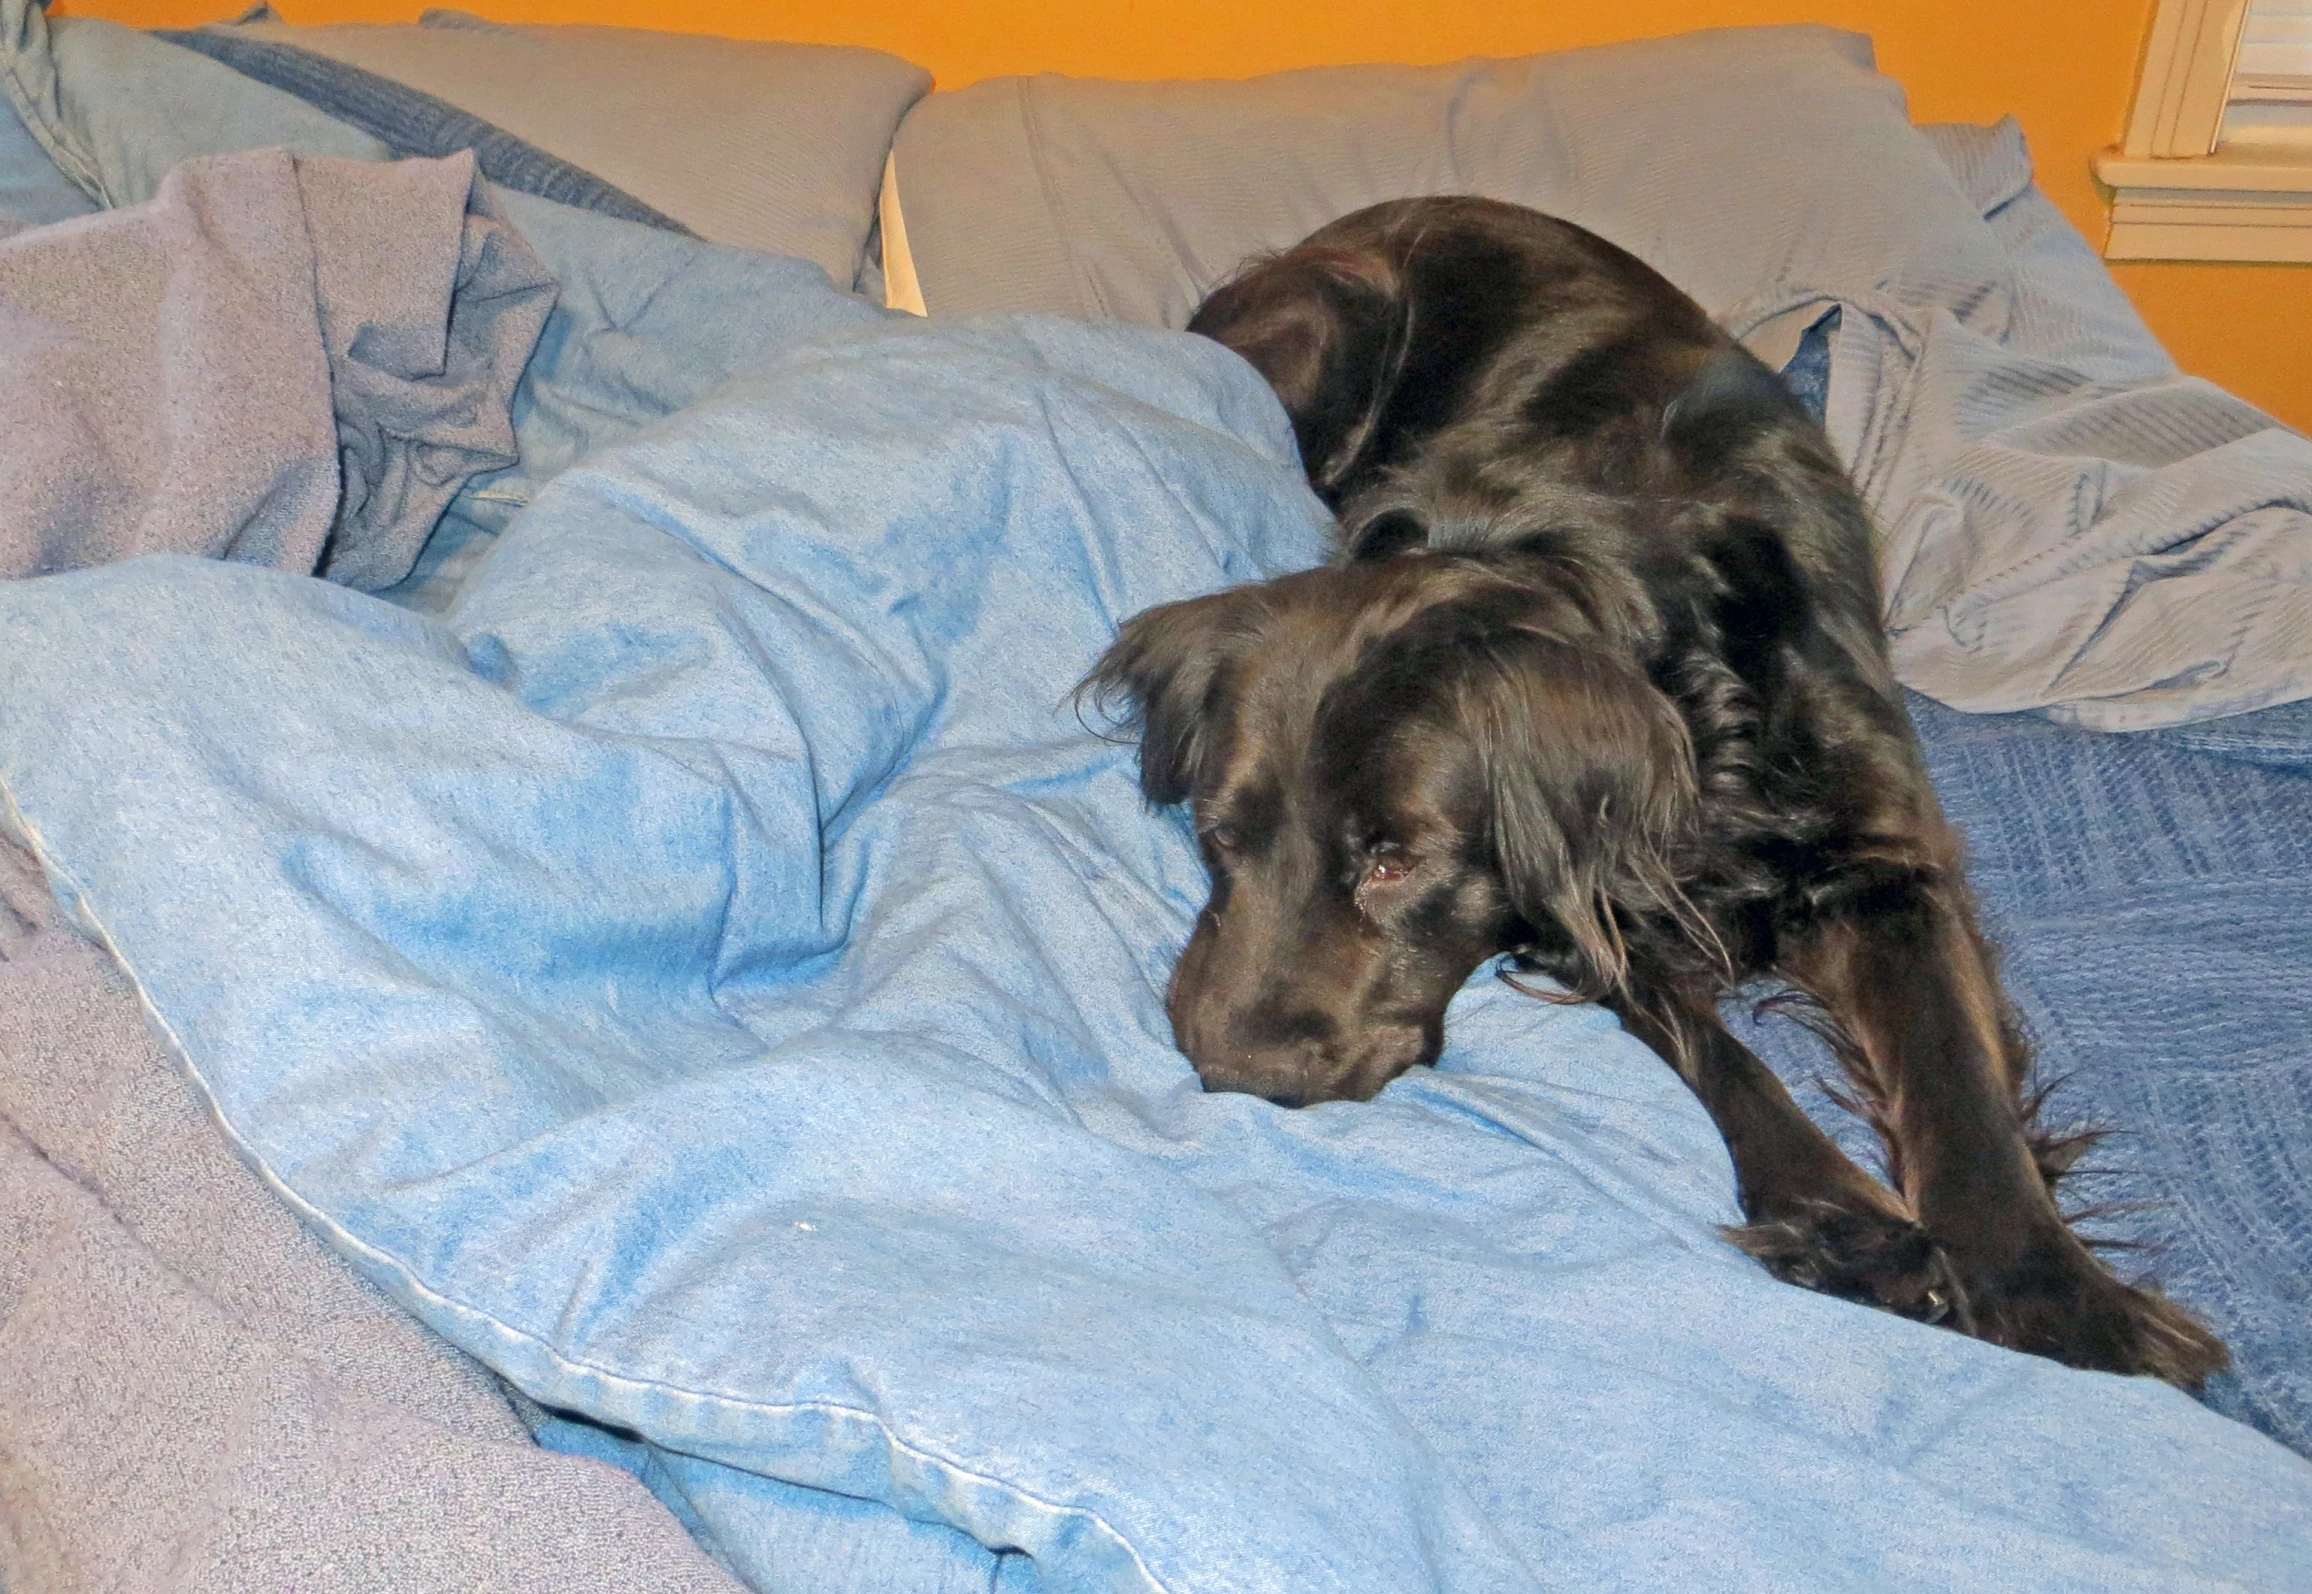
[0,838,747,1593]
[0,145,553,590]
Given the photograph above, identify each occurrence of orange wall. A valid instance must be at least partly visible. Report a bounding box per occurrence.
[60,0,2312,430]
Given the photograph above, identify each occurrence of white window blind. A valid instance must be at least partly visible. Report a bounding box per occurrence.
[2223,0,2312,145]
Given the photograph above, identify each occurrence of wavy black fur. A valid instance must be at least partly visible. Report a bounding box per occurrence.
[1091,197,2224,1386]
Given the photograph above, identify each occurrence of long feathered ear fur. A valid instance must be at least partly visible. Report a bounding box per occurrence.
[1461,629,1704,1001]
[1078,589,1256,806]
[1186,243,1409,504]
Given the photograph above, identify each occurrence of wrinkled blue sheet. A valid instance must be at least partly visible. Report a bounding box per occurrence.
[4,298,2312,1593]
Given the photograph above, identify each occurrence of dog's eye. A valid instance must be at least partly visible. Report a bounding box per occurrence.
[1202,823,1242,855]
[1364,850,1413,885]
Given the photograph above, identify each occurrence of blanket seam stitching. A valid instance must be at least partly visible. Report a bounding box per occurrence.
[0,776,1178,1594]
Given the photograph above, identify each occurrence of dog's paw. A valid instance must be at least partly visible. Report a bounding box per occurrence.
[1727,1200,1967,1325]
[1743,1202,2230,1389]
[1959,1231,2230,1391]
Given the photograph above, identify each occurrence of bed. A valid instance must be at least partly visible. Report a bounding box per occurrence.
[3,6,2310,1591]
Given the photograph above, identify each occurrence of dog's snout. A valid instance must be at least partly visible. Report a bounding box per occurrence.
[1180,1016,1336,1107]
[1236,1001,1336,1055]
[1159,795,1468,1107]
[1173,988,1435,1108]
[1196,1048,1329,1107]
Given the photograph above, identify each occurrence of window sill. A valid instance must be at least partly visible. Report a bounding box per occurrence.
[2096,143,2312,261]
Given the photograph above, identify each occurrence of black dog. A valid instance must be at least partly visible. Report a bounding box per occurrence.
[1088,196,2226,1385]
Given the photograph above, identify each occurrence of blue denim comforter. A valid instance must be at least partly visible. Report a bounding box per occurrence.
[3,277,2310,1592]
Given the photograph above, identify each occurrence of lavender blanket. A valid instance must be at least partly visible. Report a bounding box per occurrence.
[0,145,551,590]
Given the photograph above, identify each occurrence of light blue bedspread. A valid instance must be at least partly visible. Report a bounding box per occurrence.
[4,283,2310,1592]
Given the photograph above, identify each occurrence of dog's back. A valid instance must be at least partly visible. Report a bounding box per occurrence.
[1188,198,1886,686]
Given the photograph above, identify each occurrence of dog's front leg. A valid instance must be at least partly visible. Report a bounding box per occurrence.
[1611,988,1966,1325]
[1783,876,2228,1387]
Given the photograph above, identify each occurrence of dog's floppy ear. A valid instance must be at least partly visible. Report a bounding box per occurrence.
[1460,628,1702,1001]
[1080,589,1257,806]
[1187,244,1408,502]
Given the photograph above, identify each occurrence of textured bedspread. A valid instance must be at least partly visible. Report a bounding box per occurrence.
[3,288,2310,1593]
[0,838,747,1592]
[0,145,551,589]
[1742,692,2312,1457]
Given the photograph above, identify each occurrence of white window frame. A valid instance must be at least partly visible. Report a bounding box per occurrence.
[2097,0,2312,261]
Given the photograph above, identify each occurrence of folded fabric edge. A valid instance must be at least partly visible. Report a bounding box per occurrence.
[0,0,103,201]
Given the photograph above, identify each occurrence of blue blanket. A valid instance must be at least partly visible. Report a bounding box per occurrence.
[3,292,2310,1592]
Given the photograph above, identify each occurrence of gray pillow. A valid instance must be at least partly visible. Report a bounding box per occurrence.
[887,25,2013,330]
[199,8,931,291]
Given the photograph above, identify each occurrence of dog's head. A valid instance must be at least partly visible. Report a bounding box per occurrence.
[1087,556,1698,1106]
